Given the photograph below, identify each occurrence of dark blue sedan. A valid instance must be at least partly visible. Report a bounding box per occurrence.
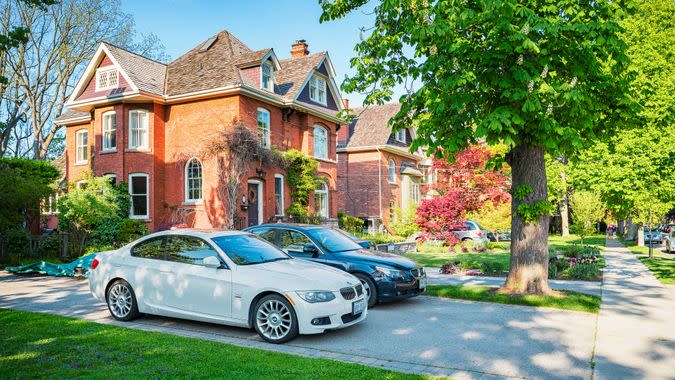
[244,224,426,307]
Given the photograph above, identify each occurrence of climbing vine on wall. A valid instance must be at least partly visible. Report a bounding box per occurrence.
[281,149,319,216]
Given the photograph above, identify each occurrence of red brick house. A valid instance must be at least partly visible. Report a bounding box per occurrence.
[337,103,431,230]
[55,31,344,230]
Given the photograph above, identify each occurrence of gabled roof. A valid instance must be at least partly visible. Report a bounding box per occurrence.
[342,103,403,148]
[276,52,326,100]
[54,109,90,125]
[165,30,253,96]
[103,43,167,96]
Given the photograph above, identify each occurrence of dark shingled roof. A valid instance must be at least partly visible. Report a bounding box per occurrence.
[166,30,253,96]
[103,42,167,96]
[54,109,90,123]
[235,49,272,68]
[342,103,402,148]
[276,52,326,101]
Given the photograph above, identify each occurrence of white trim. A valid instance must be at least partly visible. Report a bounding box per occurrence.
[247,179,264,225]
[388,159,396,183]
[128,109,149,150]
[260,49,281,71]
[274,174,284,217]
[337,144,423,161]
[291,54,343,111]
[54,115,91,126]
[76,180,88,190]
[260,62,274,92]
[103,173,117,185]
[184,157,203,203]
[75,129,88,164]
[312,124,328,159]
[95,67,120,92]
[309,75,327,106]
[101,110,117,152]
[314,180,329,218]
[128,173,150,219]
[395,128,406,143]
[256,107,271,149]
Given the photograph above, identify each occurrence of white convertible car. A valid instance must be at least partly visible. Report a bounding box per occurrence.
[88,229,368,343]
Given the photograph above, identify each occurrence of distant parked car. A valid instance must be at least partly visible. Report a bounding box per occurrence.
[644,229,663,244]
[88,229,367,344]
[245,224,426,308]
[452,221,489,244]
[487,229,511,242]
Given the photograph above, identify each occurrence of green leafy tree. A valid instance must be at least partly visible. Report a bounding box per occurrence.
[573,0,674,245]
[569,191,605,244]
[321,0,632,294]
[0,157,59,233]
[466,202,511,233]
[58,174,118,255]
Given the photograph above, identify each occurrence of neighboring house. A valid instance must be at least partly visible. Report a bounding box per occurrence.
[55,31,344,230]
[337,103,431,230]
[40,153,66,233]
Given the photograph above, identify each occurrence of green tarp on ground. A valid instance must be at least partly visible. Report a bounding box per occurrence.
[5,254,95,277]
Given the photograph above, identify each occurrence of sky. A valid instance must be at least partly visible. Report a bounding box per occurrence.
[121,0,401,108]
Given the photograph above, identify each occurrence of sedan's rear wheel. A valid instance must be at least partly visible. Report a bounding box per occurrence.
[106,279,140,321]
[254,295,298,344]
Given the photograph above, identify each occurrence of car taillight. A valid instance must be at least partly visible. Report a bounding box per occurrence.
[91,258,99,270]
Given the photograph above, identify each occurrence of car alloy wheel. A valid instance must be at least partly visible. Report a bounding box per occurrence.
[254,295,298,343]
[354,273,377,308]
[106,279,139,321]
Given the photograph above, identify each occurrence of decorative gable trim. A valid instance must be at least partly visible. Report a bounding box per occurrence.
[67,43,139,105]
[292,53,343,111]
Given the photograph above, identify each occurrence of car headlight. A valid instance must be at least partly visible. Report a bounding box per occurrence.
[296,291,336,303]
[373,266,408,281]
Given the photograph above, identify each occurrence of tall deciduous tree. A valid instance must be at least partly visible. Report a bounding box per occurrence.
[1,0,167,158]
[546,154,571,236]
[569,190,605,245]
[321,0,632,294]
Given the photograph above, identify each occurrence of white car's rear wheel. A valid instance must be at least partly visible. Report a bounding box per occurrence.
[254,295,298,344]
[106,279,140,321]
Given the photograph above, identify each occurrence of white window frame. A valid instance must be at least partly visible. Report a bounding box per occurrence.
[309,75,327,105]
[261,63,274,92]
[95,67,119,91]
[103,173,117,185]
[184,158,203,203]
[313,125,328,159]
[315,181,329,218]
[76,180,88,190]
[129,173,150,219]
[274,174,284,216]
[128,110,149,150]
[42,193,60,215]
[75,129,88,164]
[257,108,271,149]
[395,128,406,143]
[388,159,396,183]
[101,111,116,152]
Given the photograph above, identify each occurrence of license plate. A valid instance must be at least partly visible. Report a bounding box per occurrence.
[352,298,366,315]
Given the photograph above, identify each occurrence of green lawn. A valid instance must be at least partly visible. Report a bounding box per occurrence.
[0,309,432,379]
[405,234,606,269]
[638,257,675,285]
[425,285,601,313]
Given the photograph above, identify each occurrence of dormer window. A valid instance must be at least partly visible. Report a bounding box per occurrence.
[309,75,327,105]
[395,129,406,143]
[261,63,274,91]
[96,68,119,91]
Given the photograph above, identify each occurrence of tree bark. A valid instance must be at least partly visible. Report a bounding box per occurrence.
[559,194,570,237]
[618,219,625,236]
[636,224,645,246]
[501,144,553,295]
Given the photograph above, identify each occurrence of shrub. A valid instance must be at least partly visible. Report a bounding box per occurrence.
[458,260,481,270]
[566,263,600,279]
[85,244,117,255]
[481,261,507,273]
[36,235,61,258]
[3,228,30,256]
[486,242,506,251]
[89,218,149,249]
[417,241,447,253]
[548,264,558,279]
[337,212,364,233]
[562,245,583,258]
[357,232,405,245]
[389,204,419,237]
[440,263,460,274]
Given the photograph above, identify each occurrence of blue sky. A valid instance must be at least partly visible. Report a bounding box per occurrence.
[121,0,398,107]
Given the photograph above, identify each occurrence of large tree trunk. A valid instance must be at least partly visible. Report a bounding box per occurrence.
[636,224,645,246]
[502,144,553,295]
[559,194,570,237]
[618,219,625,236]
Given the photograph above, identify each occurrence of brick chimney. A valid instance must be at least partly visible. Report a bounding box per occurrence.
[291,39,309,58]
[342,98,349,109]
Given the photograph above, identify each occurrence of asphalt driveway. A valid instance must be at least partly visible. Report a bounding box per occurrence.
[0,272,597,379]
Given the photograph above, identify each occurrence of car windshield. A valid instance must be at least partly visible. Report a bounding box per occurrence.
[211,234,291,265]
[306,227,363,253]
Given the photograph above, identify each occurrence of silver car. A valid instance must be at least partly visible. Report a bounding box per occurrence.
[453,221,489,244]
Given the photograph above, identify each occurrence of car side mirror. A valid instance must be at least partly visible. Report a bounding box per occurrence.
[358,241,371,249]
[303,244,319,256]
[203,256,221,268]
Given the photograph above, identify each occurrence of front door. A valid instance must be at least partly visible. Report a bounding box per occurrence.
[248,183,259,226]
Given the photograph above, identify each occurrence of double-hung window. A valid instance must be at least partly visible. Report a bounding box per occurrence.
[76,130,88,164]
[257,108,271,149]
[313,125,328,159]
[314,181,329,218]
[129,110,149,150]
[309,75,327,105]
[274,174,284,216]
[261,63,273,91]
[129,173,149,219]
[395,129,406,143]
[102,111,116,151]
[388,159,396,183]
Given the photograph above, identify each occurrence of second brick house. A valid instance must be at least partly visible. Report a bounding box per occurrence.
[55,31,344,230]
[337,103,432,231]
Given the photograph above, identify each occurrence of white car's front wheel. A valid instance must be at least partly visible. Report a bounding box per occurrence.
[106,279,140,321]
[254,294,299,344]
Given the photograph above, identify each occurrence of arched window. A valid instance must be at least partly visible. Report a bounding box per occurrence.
[257,108,271,149]
[313,125,328,159]
[314,181,329,218]
[185,158,203,202]
[388,159,396,183]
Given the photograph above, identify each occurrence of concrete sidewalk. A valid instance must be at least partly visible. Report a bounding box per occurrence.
[425,269,602,296]
[593,239,675,380]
